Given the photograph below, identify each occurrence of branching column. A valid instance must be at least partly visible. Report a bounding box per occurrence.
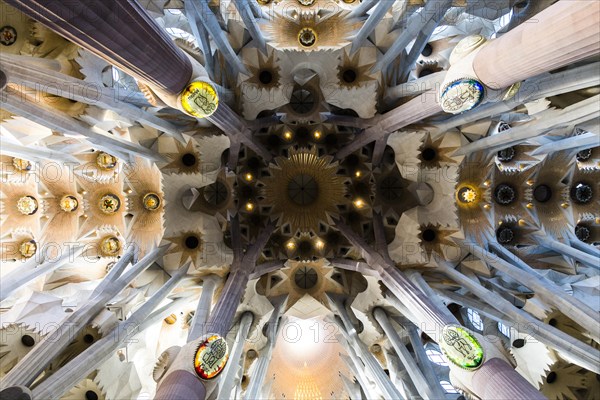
[217,312,254,399]
[373,308,446,400]
[243,296,287,400]
[187,275,219,342]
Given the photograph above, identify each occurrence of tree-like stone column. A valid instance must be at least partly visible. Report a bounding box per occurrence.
[3,0,193,95]
[373,307,446,400]
[217,312,254,399]
[187,275,219,342]
[243,296,287,400]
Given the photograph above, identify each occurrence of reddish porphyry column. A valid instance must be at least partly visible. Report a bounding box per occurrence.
[4,0,193,94]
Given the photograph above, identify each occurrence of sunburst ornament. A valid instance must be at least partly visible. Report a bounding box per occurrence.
[59,195,79,213]
[100,236,121,257]
[162,140,202,175]
[16,196,38,215]
[264,148,346,233]
[337,51,376,89]
[245,50,281,90]
[262,10,361,51]
[98,194,121,214]
[19,239,37,259]
[95,152,118,170]
[163,231,204,268]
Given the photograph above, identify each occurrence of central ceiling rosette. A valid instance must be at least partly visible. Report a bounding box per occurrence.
[263,147,347,234]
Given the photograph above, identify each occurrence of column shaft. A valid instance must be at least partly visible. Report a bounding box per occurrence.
[473,1,600,89]
[373,308,445,399]
[207,269,250,337]
[472,358,546,400]
[4,0,192,94]
[31,262,189,400]
[187,276,218,342]
[218,312,254,399]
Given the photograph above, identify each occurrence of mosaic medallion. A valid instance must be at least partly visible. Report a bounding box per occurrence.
[440,78,484,114]
[181,81,218,118]
[12,158,32,171]
[439,325,484,370]
[100,236,121,257]
[193,334,229,380]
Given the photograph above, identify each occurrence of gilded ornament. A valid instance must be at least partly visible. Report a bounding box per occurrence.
[19,240,37,259]
[17,196,38,215]
[99,194,121,214]
[143,193,161,211]
[100,236,121,257]
[96,152,118,170]
[60,195,79,213]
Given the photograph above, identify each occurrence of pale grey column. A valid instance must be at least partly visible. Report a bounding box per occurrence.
[0,244,84,303]
[373,308,446,400]
[31,262,190,400]
[1,245,166,388]
[568,233,600,258]
[402,320,447,397]
[0,137,79,165]
[0,88,164,163]
[347,0,377,18]
[534,235,600,270]
[206,269,250,337]
[334,219,454,333]
[339,372,362,400]
[218,312,254,399]
[372,0,452,72]
[437,261,600,373]
[485,242,599,338]
[207,222,274,336]
[187,275,219,342]
[233,0,267,55]
[406,270,458,324]
[184,0,214,79]
[385,71,446,101]
[350,0,396,55]
[207,102,273,162]
[329,295,404,400]
[453,95,600,156]
[338,340,378,399]
[243,296,286,400]
[531,131,599,156]
[0,55,184,142]
[187,0,249,75]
